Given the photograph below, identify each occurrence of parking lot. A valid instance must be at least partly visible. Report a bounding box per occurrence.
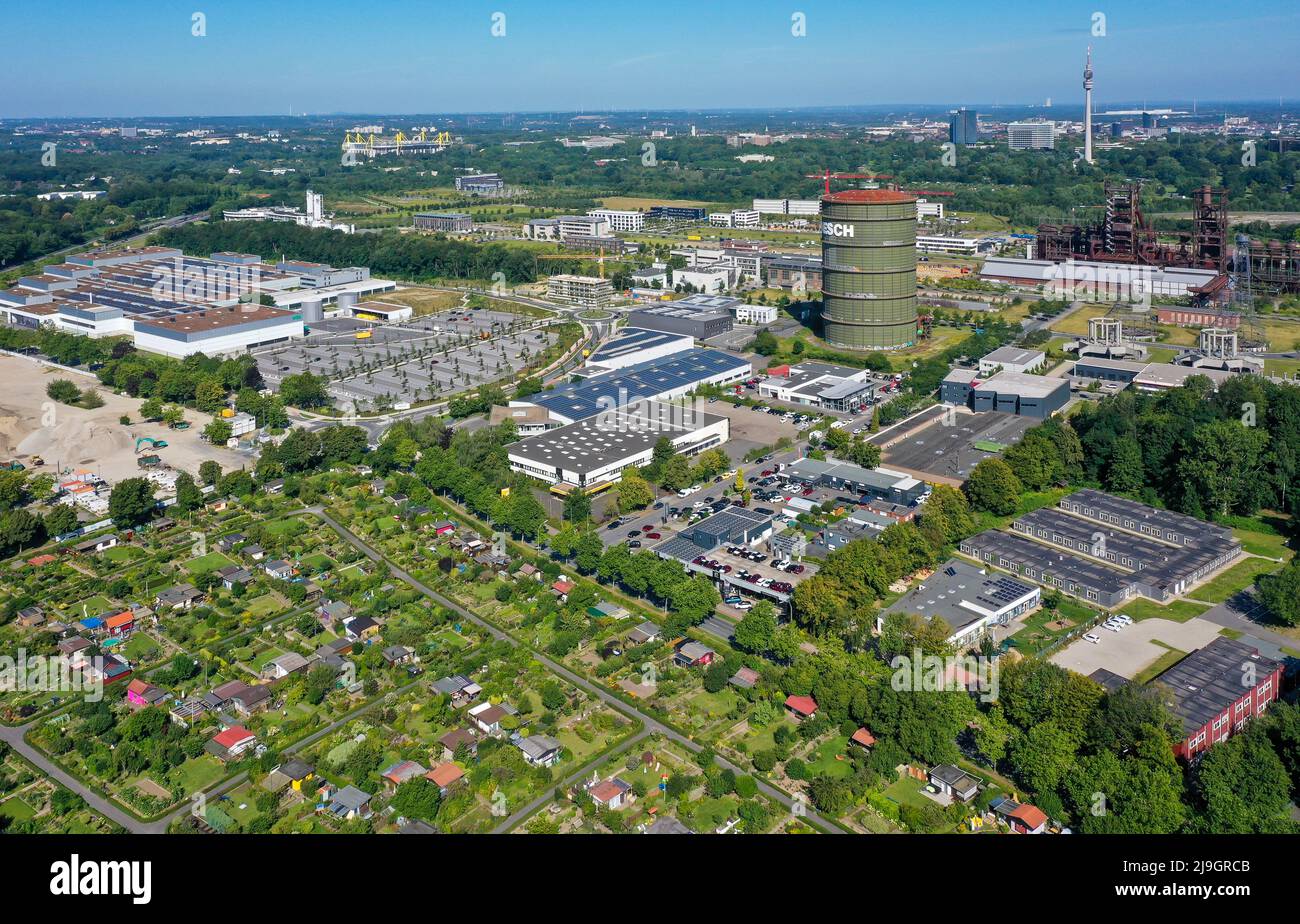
[254,309,556,412]
[880,408,1034,486]
[697,398,803,462]
[689,543,819,608]
[1049,616,1222,679]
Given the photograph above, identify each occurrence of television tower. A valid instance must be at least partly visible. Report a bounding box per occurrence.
[1083,46,1094,164]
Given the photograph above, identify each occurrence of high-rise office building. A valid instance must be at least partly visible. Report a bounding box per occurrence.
[1008,121,1055,150]
[949,108,978,146]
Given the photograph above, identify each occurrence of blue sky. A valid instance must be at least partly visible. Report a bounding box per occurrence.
[4,0,1298,117]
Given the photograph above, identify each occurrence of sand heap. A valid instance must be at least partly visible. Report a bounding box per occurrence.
[18,418,134,468]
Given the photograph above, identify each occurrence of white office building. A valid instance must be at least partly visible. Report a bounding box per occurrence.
[732,303,778,324]
[708,209,761,229]
[587,209,645,232]
[1007,121,1056,150]
[916,198,945,221]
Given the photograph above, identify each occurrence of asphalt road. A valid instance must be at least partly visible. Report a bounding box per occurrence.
[1197,585,1297,655]
[306,506,843,834]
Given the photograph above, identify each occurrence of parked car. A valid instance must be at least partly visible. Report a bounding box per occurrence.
[1083,633,1101,644]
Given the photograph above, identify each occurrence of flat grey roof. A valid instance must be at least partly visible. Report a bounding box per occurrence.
[961,530,1134,596]
[972,371,1069,399]
[982,346,1043,366]
[884,558,1038,637]
[508,402,723,473]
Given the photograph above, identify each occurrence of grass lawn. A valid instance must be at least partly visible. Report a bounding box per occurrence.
[219,784,261,826]
[300,553,334,572]
[1133,646,1188,684]
[1191,557,1283,603]
[803,735,853,779]
[101,544,142,564]
[686,689,738,723]
[1264,356,1300,378]
[882,776,936,812]
[243,594,284,619]
[184,551,236,575]
[1008,600,1099,655]
[169,755,225,794]
[737,716,794,755]
[122,633,160,661]
[264,518,307,538]
[1120,598,1210,624]
[431,627,470,650]
[250,646,287,670]
[68,594,115,619]
[0,796,36,820]
[1231,524,1295,561]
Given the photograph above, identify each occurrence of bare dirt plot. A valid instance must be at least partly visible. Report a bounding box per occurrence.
[0,355,245,483]
[695,400,799,462]
[1050,616,1222,679]
[361,287,464,315]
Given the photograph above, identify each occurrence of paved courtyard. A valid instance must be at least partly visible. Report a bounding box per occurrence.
[1050,616,1224,679]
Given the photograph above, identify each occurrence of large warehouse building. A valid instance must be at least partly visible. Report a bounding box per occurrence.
[1154,637,1282,761]
[583,327,694,371]
[625,295,735,340]
[786,457,928,506]
[507,401,728,489]
[511,348,751,426]
[0,247,309,356]
[941,369,1069,418]
[820,189,919,350]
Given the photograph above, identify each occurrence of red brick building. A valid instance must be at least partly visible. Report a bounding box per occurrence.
[1154,637,1283,761]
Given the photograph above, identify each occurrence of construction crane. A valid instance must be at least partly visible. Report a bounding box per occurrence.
[806,170,895,196]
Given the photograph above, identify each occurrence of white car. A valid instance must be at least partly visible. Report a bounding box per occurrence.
[1112,614,1133,625]
[732,601,753,611]
[1102,621,1123,632]
[1083,633,1101,644]
[676,488,692,498]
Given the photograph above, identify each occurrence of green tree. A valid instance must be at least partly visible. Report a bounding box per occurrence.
[198,460,223,486]
[617,470,654,513]
[46,379,81,404]
[562,489,591,523]
[108,478,156,529]
[390,777,442,822]
[751,330,779,355]
[43,503,79,537]
[964,458,1022,516]
[733,600,777,655]
[173,472,204,514]
[204,419,233,445]
[1255,558,1300,627]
